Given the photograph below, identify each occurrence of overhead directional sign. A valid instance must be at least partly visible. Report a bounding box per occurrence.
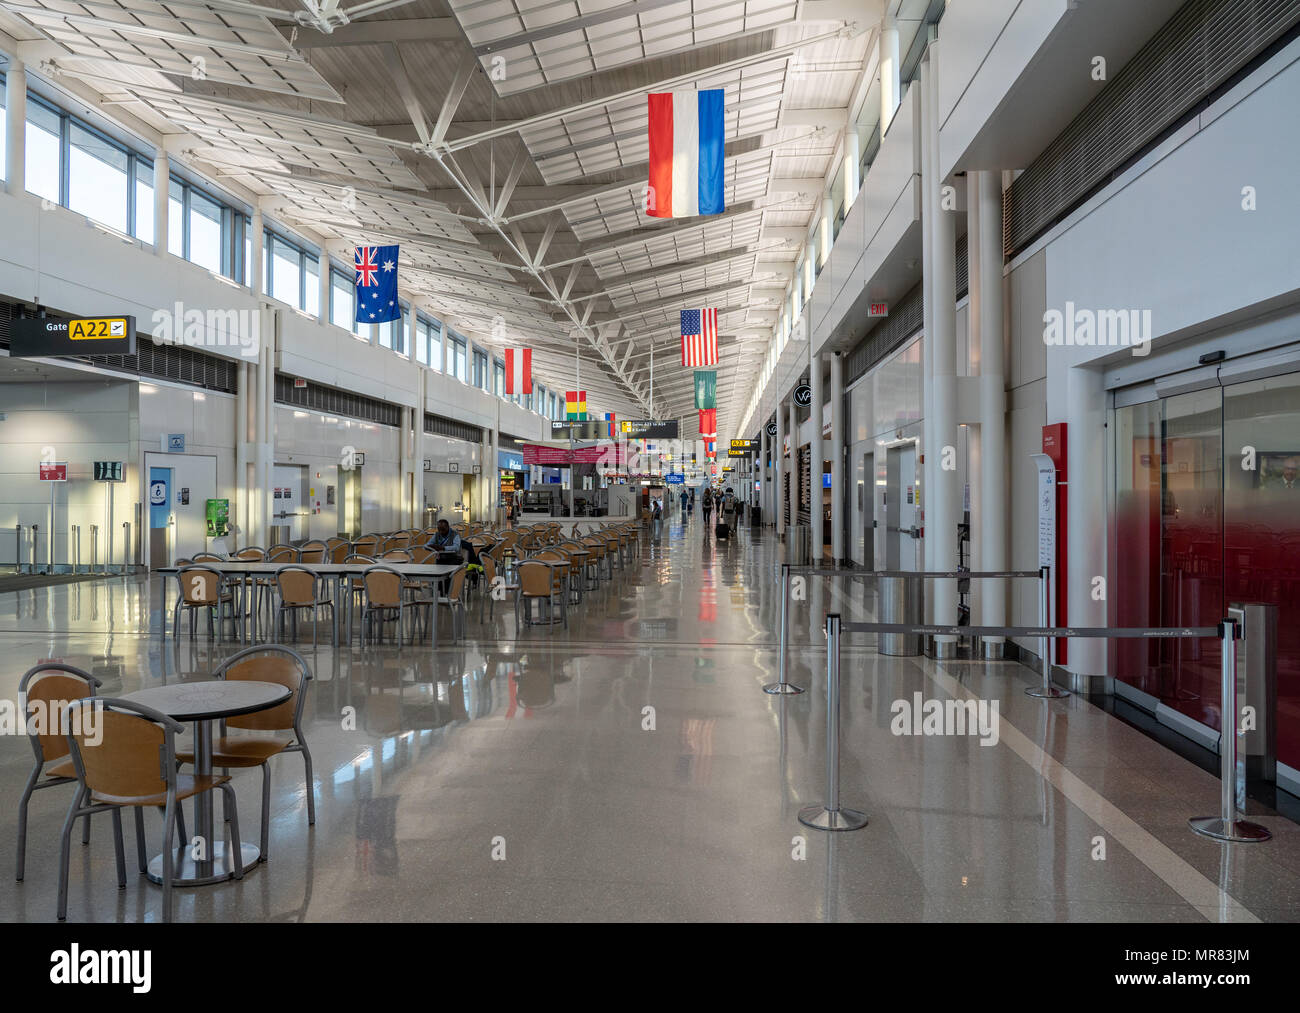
[10,316,137,358]
[730,439,758,453]
[620,419,679,439]
[727,449,750,458]
[551,420,605,440]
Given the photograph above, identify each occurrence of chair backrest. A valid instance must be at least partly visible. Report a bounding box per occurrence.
[219,646,312,732]
[64,698,183,802]
[388,534,412,551]
[518,561,552,597]
[344,554,375,564]
[411,547,436,563]
[363,566,403,607]
[192,551,224,563]
[234,546,265,560]
[18,663,101,765]
[176,566,223,606]
[352,536,379,556]
[267,544,297,563]
[275,565,318,606]
[381,549,412,562]
[298,540,327,564]
[480,553,497,586]
[535,550,563,562]
[326,538,350,563]
[446,567,466,601]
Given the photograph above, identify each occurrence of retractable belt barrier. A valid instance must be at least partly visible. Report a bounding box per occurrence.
[797,613,1271,844]
[766,563,1046,696]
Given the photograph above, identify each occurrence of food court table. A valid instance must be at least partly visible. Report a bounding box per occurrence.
[121,680,291,886]
[156,561,462,647]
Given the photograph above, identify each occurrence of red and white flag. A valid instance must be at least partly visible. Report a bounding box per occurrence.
[680,308,718,366]
[505,347,532,395]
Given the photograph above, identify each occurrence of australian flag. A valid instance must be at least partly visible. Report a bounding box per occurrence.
[355,245,401,323]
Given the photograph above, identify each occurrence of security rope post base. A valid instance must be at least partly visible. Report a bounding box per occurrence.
[798,614,868,832]
[765,562,805,695]
[1189,618,1272,843]
[1026,565,1069,699]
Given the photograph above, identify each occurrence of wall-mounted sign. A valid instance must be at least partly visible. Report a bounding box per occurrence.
[9,316,137,358]
[93,461,124,482]
[164,433,185,453]
[423,459,432,471]
[293,377,307,388]
[869,302,889,317]
[665,473,685,484]
[448,461,460,473]
[793,385,812,407]
[766,421,778,437]
[1031,453,1056,570]
[39,462,68,482]
[472,465,482,475]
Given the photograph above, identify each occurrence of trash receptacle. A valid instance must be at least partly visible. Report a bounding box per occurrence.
[787,524,809,566]
[880,575,924,656]
[749,505,762,527]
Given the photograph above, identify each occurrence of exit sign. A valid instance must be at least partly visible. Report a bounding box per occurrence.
[869,302,889,317]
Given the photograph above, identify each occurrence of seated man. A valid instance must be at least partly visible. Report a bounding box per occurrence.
[424,519,464,564]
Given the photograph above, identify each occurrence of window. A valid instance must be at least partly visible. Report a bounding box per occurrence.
[330,267,355,331]
[449,335,468,383]
[25,99,61,205]
[305,256,319,317]
[473,348,488,390]
[188,189,223,272]
[415,317,430,365]
[134,159,153,241]
[266,232,318,314]
[68,122,128,233]
[0,74,6,181]
[493,358,505,399]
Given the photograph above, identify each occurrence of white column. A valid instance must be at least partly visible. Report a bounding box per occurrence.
[1068,366,1106,683]
[153,151,169,254]
[250,207,264,297]
[5,60,26,195]
[819,195,834,266]
[842,127,861,209]
[761,418,771,524]
[810,350,824,566]
[491,402,500,524]
[830,350,845,565]
[786,400,798,539]
[974,170,1008,654]
[318,250,331,324]
[918,59,934,584]
[924,45,960,652]
[775,399,785,536]
[254,305,275,546]
[235,362,249,547]
[879,14,901,135]
[802,246,815,299]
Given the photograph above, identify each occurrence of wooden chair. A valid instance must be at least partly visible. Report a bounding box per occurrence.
[516,560,565,632]
[192,551,224,563]
[360,566,409,646]
[297,540,328,564]
[478,552,514,622]
[273,565,335,648]
[381,549,413,562]
[171,565,239,641]
[436,566,468,642]
[325,537,350,563]
[16,664,106,882]
[352,535,380,558]
[58,698,244,923]
[176,646,314,862]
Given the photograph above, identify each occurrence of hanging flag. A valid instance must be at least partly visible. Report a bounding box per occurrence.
[681,309,718,366]
[565,390,587,420]
[504,348,532,395]
[694,370,716,409]
[604,411,617,439]
[355,245,401,323]
[698,408,716,436]
[705,439,717,459]
[647,89,725,219]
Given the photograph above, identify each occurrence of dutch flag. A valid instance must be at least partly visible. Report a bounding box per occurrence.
[647,89,725,219]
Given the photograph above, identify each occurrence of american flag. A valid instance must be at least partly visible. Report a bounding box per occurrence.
[680,309,718,366]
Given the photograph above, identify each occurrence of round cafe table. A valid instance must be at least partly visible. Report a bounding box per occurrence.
[120,680,291,886]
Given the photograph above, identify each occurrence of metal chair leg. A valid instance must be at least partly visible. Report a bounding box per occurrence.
[56,796,80,920]
[15,765,39,881]
[111,808,127,888]
[259,763,271,861]
[218,783,244,880]
[134,807,147,874]
[160,798,176,924]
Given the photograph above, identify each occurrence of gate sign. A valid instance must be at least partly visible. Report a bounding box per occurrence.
[39,462,68,482]
[9,316,136,358]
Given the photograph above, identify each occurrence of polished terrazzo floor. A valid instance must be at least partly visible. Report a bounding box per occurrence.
[3,516,1299,922]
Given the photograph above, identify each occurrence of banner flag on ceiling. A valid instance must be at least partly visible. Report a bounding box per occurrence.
[680,308,718,366]
[698,408,716,436]
[605,412,617,439]
[647,89,725,219]
[565,390,587,420]
[693,370,716,409]
[504,348,532,395]
[354,245,401,323]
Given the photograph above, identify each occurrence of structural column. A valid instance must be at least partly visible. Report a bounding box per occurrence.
[810,350,824,566]
[1067,366,1107,687]
[880,14,901,135]
[923,44,960,653]
[769,397,780,538]
[318,248,331,324]
[973,170,1008,655]
[842,127,860,209]
[786,399,798,542]
[819,195,834,266]
[919,58,936,580]
[153,151,169,254]
[830,350,845,565]
[4,60,25,196]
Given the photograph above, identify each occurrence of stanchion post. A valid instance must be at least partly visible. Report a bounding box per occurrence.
[799,614,867,831]
[1026,564,1068,699]
[1189,618,1271,842]
[764,563,804,694]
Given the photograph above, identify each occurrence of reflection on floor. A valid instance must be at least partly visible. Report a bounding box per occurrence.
[2,515,1299,922]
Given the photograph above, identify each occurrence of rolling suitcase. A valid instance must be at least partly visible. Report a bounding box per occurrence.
[715,521,729,539]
